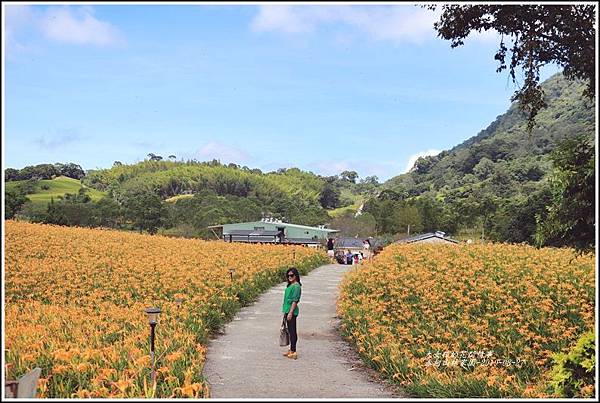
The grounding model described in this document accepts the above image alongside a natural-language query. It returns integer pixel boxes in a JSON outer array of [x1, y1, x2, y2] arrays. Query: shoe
[[282, 350, 292, 357], [285, 351, 298, 360]]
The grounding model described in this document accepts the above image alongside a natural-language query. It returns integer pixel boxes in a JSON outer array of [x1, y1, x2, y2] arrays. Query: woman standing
[[282, 267, 302, 359]]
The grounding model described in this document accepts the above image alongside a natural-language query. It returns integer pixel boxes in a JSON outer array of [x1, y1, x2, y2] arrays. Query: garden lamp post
[[228, 268, 235, 282], [144, 307, 161, 383]]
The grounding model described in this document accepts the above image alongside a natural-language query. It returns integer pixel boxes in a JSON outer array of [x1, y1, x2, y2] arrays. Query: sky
[[3, 3, 561, 181]]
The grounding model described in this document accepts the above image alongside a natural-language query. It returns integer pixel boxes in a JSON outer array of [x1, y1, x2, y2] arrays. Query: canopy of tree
[[5, 162, 85, 181]]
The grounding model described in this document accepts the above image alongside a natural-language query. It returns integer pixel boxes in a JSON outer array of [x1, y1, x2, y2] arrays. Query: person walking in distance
[[282, 267, 302, 359], [326, 238, 335, 259]]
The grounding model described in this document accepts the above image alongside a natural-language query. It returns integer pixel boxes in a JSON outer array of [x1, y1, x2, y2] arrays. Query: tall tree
[[535, 134, 595, 252], [122, 191, 166, 234], [431, 4, 595, 131]]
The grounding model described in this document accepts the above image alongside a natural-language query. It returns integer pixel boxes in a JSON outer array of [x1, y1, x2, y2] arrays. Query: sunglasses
[[287, 274, 295, 278]]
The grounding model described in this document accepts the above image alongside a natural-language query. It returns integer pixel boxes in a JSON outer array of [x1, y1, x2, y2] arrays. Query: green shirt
[[282, 282, 301, 316]]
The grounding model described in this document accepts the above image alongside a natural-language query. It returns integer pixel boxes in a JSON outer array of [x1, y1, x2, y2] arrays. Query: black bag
[[279, 315, 290, 346]]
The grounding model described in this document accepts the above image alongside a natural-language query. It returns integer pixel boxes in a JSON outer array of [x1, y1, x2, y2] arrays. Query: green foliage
[[319, 182, 341, 209], [535, 134, 595, 252], [121, 190, 167, 234], [5, 176, 105, 207], [340, 170, 359, 183], [548, 331, 595, 397], [5, 187, 29, 219], [5, 162, 84, 181]]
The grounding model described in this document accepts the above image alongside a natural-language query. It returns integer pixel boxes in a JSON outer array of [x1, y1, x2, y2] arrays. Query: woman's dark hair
[[286, 267, 302, 287]]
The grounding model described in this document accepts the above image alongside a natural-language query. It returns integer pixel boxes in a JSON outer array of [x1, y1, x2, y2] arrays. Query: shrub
[[548, 331, 595, 397]]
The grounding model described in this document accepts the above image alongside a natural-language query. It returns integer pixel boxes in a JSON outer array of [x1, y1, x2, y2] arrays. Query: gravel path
[[202, 263, 403, 398]]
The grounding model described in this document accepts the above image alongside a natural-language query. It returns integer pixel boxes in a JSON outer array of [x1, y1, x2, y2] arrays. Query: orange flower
[[5, 220, 328, 398]]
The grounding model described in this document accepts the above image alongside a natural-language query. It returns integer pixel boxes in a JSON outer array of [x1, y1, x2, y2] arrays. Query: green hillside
[[83, 162, 325, 205], [386, 73, 594, 195], [369, 72, 595, 243], [6, 176, 106, 206]]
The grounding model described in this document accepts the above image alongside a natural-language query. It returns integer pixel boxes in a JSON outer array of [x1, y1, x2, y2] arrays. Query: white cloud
[[34, 128, 86, 150], [5, 5, 35, 55], [197, 141, 250, 164], [251, 5, 440, 44], [251, 5, 507, 46], [404, 149, 441, 173], [38, 6, 121, 46], [4, 5, 122, 54]]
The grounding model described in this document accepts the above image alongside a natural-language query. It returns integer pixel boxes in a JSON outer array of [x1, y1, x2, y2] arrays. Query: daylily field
[[337, 242, 595, 397], [4, 220, 327, 398]]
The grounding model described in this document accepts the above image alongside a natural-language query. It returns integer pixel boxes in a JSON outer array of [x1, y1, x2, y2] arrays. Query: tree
[[472, 157, 496, 180], [147, 153, 163, 161], [55, 162, 85, 179], [318, 182, 341, 209], [122, 191, 166, 234], [92, 197, 123, 228], [431, 4, 595, 131], [5, 188, 29, 219], [392, 204, 423, 236], [340, 170, 358, 183], [5, 168, 19, 182], [535, 134, 595, 252]]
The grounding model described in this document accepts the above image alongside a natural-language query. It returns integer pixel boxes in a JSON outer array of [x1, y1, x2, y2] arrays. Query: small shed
[[396, 231, 459, 245]]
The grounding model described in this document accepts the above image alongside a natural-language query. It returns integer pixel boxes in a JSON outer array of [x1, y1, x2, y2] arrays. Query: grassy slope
[[6, 176, 106, 205], [328, 190, 364, 218]]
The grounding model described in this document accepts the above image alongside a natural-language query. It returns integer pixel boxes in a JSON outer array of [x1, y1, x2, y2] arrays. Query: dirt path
[[202, 263, 403, 398]]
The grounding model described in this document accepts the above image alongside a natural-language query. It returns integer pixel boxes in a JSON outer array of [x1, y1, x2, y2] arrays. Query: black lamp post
[[144, 307, 161, 383], [228, 268, 235, 282]]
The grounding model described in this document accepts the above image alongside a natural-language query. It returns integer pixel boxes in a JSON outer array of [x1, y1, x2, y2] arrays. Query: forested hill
[[385, 72, 594, 196], [77, 160, 373, 231], [358, 72, 594, 244]]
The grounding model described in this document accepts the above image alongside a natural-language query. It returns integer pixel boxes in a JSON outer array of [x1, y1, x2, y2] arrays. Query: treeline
[[5, 162, 85, 181]]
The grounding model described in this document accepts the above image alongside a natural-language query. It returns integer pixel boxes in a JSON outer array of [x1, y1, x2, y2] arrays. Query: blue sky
[[3, 3, 560, 181]]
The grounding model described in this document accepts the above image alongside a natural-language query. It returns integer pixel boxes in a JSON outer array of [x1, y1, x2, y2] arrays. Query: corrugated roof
[[209, 221, 338, 232], [224, 229, 280, 236], [397, 232, 459, 244]]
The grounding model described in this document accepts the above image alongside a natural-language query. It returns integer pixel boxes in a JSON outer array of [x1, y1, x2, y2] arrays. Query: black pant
[[286, 314, 298, 352]]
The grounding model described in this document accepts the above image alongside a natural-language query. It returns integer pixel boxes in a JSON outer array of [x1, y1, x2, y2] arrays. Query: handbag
[[279, 315, 290, 346]]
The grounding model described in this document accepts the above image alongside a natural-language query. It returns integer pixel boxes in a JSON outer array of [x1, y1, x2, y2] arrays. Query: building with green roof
[[208, 219, 338, 245]]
